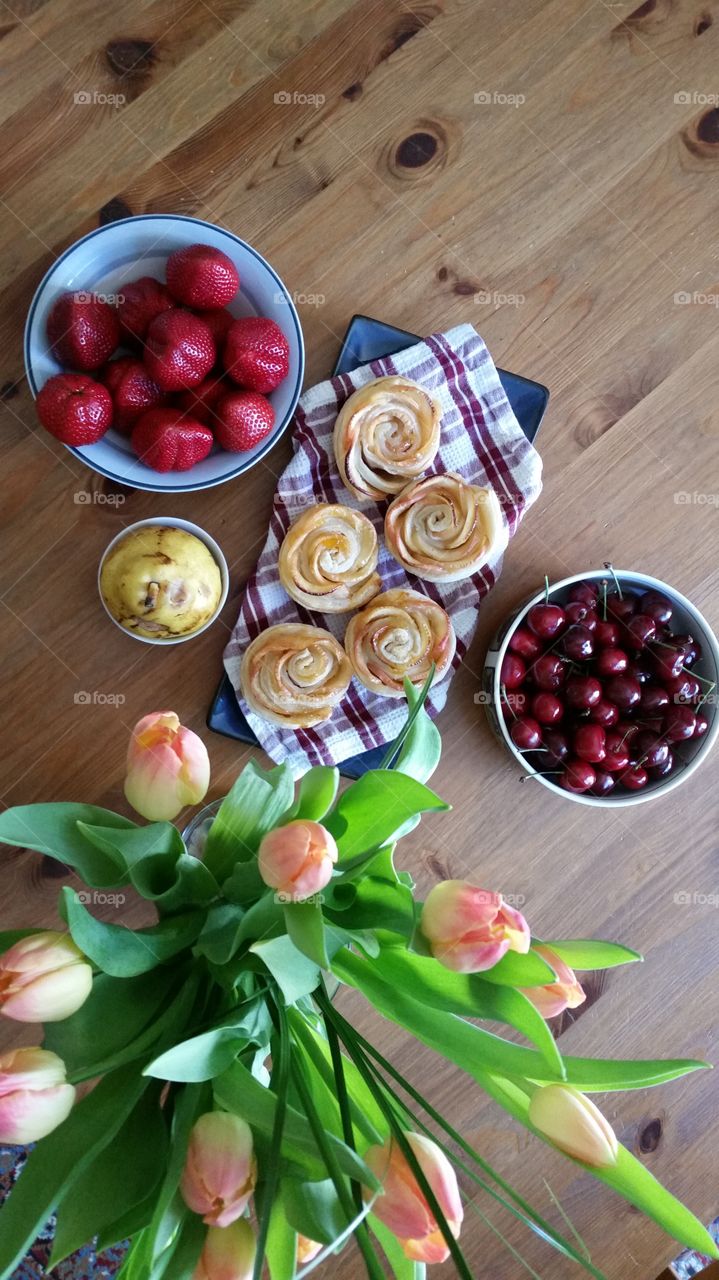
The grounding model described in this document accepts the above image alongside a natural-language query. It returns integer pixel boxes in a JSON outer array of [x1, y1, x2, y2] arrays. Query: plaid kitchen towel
[[223, 323, 543, 776]]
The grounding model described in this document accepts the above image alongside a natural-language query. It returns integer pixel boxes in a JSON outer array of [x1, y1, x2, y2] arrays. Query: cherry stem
[[603, 562, 623, 599], [600, 580, 608, 621], [501, 682, 520, 721], [544, 574, 550, 605], [519, 770, 562, 781]]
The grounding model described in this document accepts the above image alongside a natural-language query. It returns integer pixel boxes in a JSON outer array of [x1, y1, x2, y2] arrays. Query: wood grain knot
[[682, 110, 719, 159], [396, 131, 437, 168], [697, 108, 719, 144], [0, 379, 21, 401], [99, 197, 133, 225], [427, 852, 450, 879], [611, 0, 674, 40], [638, 1116, 663, 1153], [380, 5, 442, 61], [342, 82, 363, 102], [695, 12, 713, 34], [40, 854, 70, 879], [106, 39, 156, 78], [387, 119, 454, 182]]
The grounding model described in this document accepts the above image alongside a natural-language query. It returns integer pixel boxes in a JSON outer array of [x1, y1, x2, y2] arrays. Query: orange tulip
[[522, 945, 586, 1019], [124, 710, 210, 822], [364, 1132, 463, 1263], [0, 1047, 75, 1143], [193, 1219, 255, 1280], [421, 880, 530, 973], [0, 931, 92, 1023], [181, 1112, 256, 1227], [529, 1084, 618, 1167], [258, 820, 337, 903], [296, 1235, 323, 1265]]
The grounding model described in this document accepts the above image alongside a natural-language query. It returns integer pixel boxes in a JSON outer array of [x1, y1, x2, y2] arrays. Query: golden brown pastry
[[278, 504, 380, 613], [345, 589, 456, 698], [384, 473, 508, 583], [333, 375, 442, 502], [99, 525, 222, 639], [240, 623, 352, 728]]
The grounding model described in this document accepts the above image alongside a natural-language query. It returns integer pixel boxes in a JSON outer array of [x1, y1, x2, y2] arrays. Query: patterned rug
[[1, 1144, 717, 1277]]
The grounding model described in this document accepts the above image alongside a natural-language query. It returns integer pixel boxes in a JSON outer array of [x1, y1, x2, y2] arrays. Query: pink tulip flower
[[181, 1111, 256, 1227], [258, 820, 337, 903], [522, 945, 586, 1019], [0, 931, 92, 1024], [364, 1132, 463, 1264], [529, 1084, 619, 1167], [193, 1220, 256, 1280], [0, 1047, 75, 1143], [421, 880, 530, 973], [124, 710, 210, 822], [296, 1235, 323, 1265]]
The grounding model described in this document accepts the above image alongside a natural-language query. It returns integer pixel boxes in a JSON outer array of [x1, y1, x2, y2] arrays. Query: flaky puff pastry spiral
[[240, 623, 352, 728], [333, 375, 442, 502], [384, 473, 508, 583], [345, 589, 456, 698], [278, 504, 380, 613]]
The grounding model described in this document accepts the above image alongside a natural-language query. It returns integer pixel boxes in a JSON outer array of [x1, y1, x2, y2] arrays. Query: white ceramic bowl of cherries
[[484, 569, 719, 806]]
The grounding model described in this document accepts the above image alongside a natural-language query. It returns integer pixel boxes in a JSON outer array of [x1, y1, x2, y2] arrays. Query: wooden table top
[[1, 1, 718, 1277]]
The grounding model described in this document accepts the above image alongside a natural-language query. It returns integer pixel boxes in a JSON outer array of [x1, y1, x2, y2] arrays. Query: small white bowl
[[98, 517, 229, 645], [24, 214, 305, 494], [483, 569, 719, 807]]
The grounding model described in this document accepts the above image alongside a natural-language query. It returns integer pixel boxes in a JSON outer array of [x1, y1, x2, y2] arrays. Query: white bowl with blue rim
[[24, 214, 305, 494]]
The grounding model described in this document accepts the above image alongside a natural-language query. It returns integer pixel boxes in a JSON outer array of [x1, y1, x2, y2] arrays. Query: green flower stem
[[253, 995, 290, 1280], [290, 1049, 385, 1280], [323, 1003, 607, 1280], [319, 978, 363, 1213]]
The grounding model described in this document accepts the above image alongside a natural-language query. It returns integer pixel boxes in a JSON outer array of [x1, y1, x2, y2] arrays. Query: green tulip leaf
[[43, 967, 178, 1077], [62, 886, 204, 977], [144, 997, 271, 1082], [326, 770, 449, 861], [371, 1215, 427, 1279], [250, 934, 321, 1004], [96, 1192, 156, 1253], [284, 898, 329, 969], [464, 947, 557, 988], [536, 939, 643, 971], [561, 1055, 709, 1092], [390, 678, 442, 784], [194, 902, 247, 964], [129, 851, 219, 913], [324, 876, 415, 940], [281, 1176, 345, 1245], [0, 929, 46, 953], [77, 820, 184, 870], [0, 804, 137, 887], [203, 759, 294, 881], [266, 1198, 298, 1280], [287, 766, 340, 822]]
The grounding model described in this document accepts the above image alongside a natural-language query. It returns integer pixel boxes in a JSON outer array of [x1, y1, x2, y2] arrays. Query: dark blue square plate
[[208, 314, 549, 777]]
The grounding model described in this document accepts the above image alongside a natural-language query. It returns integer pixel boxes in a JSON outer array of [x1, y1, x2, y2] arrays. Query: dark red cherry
[[511, 717, 543, 751], [565, 674, 602, 710], [650, 750, 675, 779], [568, 582, 599, 606], [639, 590, 673, 626], [531, 692, 564, 725], [604, 675, 641, 711], [639, 684, 670, 715], [672, 633, 701, 668], [693, 710, 710, 739], [651, 646, 686, 683], [543, 728, 570, 764], [527, 603, 566, 640], [625, 613, 657, 650], [621, 763, 649, 791], [574, 723, 606, 763], [562, 626, 595, 661], [666, 674, 701, 703], [509, 626, 543, 661], [633, 731, 669, 769], [590, 769, 616, 797], [559, 759, 596, 793], [533, 653, 566, 691], [616, 720, 641, 748], [589, 697, 620, 728], [603, 731, 631, 772], [501, 690, 528, 719], [595, 619, 620, 648], [565, 601, 598, 632], [607, 593, 637, 622], [626, 658, 652, 685], [664, 704, 697, 741], [597, 648, 628, 677], [501, 653, 526, 690]]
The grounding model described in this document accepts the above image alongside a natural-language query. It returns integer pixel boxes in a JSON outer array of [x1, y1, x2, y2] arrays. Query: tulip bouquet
[[0, 684, 716, 1280]]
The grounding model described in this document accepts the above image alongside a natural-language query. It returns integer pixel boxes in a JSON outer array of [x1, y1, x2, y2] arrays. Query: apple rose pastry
[[345, 589, 456, 698], [278, 504, 381, 613], [240, 623, 352, 729], [333, 375, 442, 502], [385, 473, 508, 583]]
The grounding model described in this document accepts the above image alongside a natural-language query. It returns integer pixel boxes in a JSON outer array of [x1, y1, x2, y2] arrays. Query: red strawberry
[[215, 391, 275, 452], [175, 375, 231, 429], [36, 373, 112, 445], [202, 307, 235, 349], [131, 408, 213, 472], [143, 309, 215, 391], [223, 316, 289, 393], [116, 276, 174, 343], [166, 244, 239, 310], [102, 357, 165, 434], [46, 292, 120, 370]]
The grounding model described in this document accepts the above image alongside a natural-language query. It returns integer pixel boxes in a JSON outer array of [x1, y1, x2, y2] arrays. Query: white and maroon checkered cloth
[[223, 324, 542, 776]]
